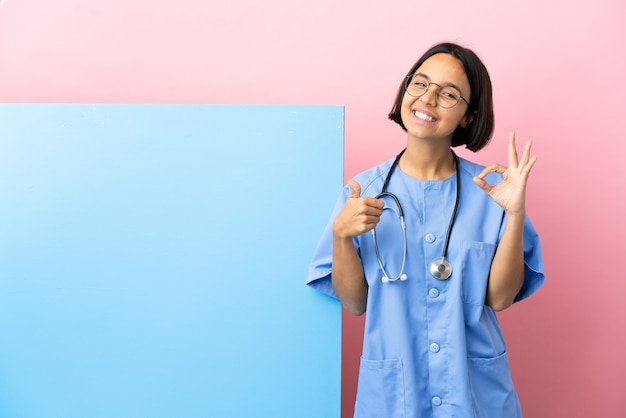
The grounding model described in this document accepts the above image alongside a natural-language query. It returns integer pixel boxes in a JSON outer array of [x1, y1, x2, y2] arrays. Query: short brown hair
[[388, 42, 494, 152]]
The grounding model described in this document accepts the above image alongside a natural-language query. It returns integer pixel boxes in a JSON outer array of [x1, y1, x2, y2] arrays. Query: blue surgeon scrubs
[[307, 156, 545, 418]]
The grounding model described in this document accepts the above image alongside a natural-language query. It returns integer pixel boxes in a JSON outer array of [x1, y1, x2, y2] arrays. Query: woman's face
[[400, 53, 473, 144]]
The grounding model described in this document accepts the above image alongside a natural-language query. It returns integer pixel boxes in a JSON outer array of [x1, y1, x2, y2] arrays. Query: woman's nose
[[419, 86, 438, 106]]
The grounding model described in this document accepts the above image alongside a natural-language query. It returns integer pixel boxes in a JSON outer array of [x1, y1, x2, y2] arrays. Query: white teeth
[[414, 110, 434, 122]]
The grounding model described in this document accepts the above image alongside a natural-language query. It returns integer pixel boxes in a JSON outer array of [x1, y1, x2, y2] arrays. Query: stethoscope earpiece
[[381, 273, 407, 283]]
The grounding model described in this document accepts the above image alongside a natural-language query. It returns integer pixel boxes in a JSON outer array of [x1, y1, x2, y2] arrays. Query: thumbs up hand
[[332, 180, 385, 238]]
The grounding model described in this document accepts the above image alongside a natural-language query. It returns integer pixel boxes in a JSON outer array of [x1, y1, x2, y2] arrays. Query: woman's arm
[[332, 235, 368, 315], [331, 180, 383, 316], [473, 132, 537, 311], [485, 213, 526, 311]]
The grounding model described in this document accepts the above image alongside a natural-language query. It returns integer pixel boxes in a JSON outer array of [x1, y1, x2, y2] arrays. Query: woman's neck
[[398, 141, 456, 180]]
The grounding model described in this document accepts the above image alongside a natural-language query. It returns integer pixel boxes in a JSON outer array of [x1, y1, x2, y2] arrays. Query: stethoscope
[[371, 149, 461, 282]]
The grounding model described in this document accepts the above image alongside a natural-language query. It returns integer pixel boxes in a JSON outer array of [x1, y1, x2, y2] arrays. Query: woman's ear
[[460, 111, 478, 128]]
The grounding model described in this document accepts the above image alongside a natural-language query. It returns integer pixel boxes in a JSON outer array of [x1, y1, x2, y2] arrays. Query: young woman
[[307, 42, 545, 417]]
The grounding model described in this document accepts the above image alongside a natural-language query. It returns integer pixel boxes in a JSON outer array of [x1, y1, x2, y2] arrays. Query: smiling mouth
[[413, 110, 435, 122]]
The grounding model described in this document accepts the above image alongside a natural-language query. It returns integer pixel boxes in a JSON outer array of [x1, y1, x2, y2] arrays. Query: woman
[[307, 42, 545, 417]]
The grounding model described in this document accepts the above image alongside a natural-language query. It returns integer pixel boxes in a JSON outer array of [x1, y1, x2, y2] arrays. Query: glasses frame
[[404, 74, 469, 109]]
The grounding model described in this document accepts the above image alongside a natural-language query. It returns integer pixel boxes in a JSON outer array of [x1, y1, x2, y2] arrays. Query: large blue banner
[[0, 104, 343, 418]]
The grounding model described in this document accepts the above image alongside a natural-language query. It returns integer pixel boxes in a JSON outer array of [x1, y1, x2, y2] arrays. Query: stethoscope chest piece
[[430, 257, 452, 280]]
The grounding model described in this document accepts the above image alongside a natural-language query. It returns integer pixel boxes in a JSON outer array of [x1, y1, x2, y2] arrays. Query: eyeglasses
[[405, 74, 469, 109]]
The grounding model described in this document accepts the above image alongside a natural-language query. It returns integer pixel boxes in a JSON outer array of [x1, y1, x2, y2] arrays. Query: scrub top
[[307, 155, 545, 418]]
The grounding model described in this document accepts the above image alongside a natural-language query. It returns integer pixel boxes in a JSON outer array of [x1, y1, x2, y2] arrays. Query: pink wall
[[2, 1, 625, 417]]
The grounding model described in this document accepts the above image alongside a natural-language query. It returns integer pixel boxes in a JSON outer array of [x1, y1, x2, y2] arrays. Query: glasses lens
[[438, 86, 462, 108], [405, 74, 463, 108], [406, 74, 429, 98]]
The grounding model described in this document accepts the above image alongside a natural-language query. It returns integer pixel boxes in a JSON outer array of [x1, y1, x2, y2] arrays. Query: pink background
[[1, 1, 625, 417]]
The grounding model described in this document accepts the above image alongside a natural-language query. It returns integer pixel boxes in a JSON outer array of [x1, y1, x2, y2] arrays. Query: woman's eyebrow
[[415, 72, 464, 92]]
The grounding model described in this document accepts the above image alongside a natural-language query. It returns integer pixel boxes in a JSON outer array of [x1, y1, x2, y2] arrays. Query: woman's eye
[[441, 90, 459, 100]]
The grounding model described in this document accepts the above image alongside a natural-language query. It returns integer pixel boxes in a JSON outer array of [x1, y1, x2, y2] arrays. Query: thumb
[[347, 179, 362, 198]]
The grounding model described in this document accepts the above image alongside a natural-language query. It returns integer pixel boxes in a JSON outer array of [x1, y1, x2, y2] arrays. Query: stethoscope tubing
[[372, 149, 460, 282], [372, 192, 407, 282]]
